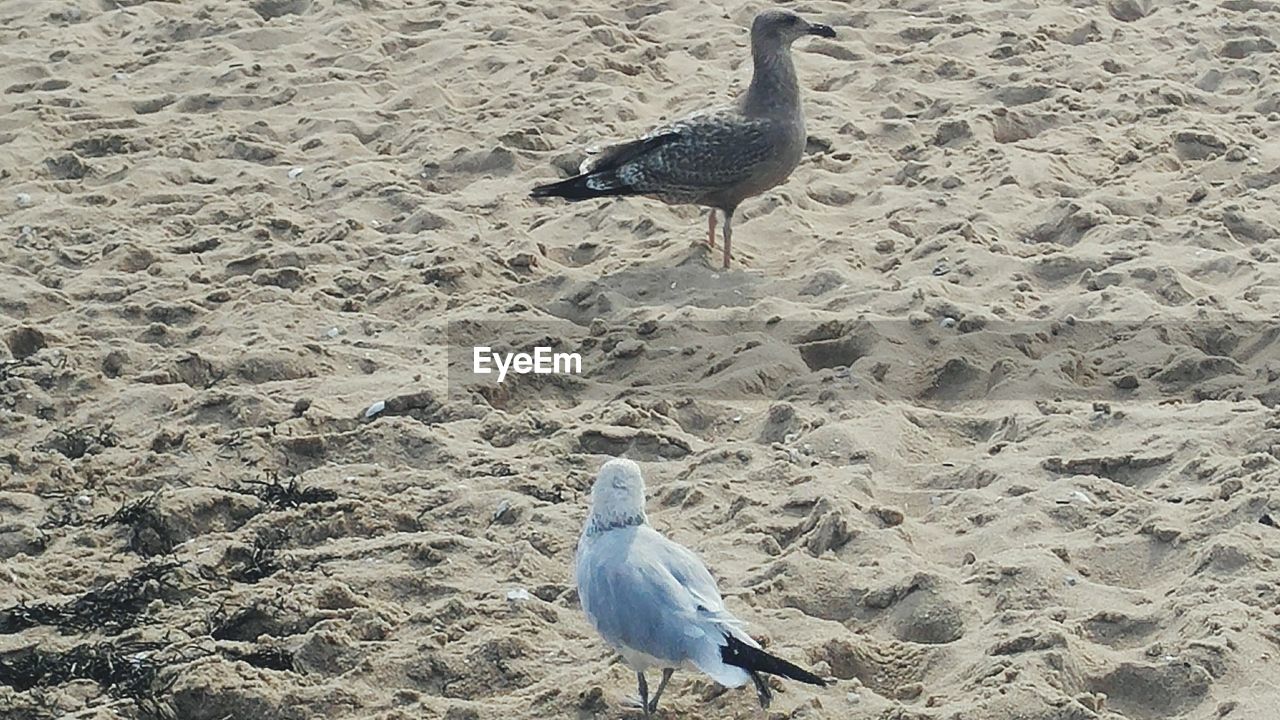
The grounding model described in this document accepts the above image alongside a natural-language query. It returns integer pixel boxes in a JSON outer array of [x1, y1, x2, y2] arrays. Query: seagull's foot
[[623, 695, 663, 714], [621, 696, 652, 718], [622, 695, 650, 711]]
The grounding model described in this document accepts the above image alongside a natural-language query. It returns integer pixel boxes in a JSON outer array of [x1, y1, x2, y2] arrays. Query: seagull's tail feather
[[720, 633, 828, 687], [529, 171, 633, 202]]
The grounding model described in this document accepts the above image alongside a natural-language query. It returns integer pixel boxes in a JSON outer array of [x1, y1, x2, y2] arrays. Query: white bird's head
[[752, 8, 837, 46], [586, 458, 649, 535]]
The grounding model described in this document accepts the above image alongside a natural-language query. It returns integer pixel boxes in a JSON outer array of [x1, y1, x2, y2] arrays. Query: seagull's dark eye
[[787, 15, 799, 25]]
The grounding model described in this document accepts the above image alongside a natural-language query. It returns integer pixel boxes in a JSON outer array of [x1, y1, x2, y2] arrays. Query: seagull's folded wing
[[580, 131, 680, 174], [582, 110, 778, 198], [577, 526, 753, 687]]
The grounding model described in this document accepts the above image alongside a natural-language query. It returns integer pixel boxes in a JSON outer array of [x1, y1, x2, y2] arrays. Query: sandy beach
[[2, 0, 1279, 718]]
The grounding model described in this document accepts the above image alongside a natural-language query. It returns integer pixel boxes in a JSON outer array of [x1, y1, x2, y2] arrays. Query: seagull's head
[[589, 458, 648, 522], [752, 8, 837, 45]]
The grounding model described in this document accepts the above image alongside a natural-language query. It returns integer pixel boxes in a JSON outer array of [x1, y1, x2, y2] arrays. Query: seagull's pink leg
[[706, 209, 717, 249]]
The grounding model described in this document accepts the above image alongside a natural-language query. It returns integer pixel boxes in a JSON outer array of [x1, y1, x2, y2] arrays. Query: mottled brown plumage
[[531, 9, 835, 268]]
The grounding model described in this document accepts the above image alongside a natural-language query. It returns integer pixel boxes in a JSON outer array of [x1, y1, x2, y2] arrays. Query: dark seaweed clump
[[37, 423, 119, 460], [96, 492, 178, 556], [0, 562, 180, 635], [0, 639, 169, 697], [228, 531, 287, 584], [240, 474, 337, 509]]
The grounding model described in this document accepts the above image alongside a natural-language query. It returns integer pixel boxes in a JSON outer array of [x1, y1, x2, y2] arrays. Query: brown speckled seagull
[[530, 9, 835, 269]]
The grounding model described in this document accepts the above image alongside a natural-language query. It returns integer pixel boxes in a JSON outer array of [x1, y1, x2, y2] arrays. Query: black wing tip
[[720, 633, 828, 687], [786, 666, 830, 687], [529, 172, 635, 202], [529, 175, 586, 201]]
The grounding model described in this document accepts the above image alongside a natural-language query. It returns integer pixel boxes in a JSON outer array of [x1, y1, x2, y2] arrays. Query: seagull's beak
[[807, 23, 836, 39]]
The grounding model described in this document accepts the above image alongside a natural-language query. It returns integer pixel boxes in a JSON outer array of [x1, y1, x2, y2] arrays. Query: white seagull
[[574, 458, 828, 716]]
